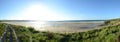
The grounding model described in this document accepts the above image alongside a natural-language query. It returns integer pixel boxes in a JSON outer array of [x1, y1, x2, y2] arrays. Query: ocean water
[[1, 20, 105, 33]]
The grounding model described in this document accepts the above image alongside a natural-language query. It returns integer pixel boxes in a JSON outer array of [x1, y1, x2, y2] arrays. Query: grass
[[0, 18, 120, 42]]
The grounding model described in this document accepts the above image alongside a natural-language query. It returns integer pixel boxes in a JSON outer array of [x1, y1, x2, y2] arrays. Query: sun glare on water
[[29, 21, 47, 31]]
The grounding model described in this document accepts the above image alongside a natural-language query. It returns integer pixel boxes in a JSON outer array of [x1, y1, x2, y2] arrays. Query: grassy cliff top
[[0, 18, 120, 42]]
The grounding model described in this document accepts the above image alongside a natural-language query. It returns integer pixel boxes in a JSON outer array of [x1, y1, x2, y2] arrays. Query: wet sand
[[41, 22, 104, 33]]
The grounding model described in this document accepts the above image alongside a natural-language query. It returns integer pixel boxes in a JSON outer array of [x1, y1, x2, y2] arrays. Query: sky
[[0, 0, 120, 21]]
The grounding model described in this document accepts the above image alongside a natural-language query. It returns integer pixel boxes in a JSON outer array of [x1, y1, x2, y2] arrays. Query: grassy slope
[[0, 18, 120, 42]]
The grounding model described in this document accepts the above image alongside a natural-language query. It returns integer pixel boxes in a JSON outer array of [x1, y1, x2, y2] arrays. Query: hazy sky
[[0, 0, 120, 21]]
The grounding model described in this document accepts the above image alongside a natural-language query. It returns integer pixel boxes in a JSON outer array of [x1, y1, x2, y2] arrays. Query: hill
[[0, 18, 120, 42]]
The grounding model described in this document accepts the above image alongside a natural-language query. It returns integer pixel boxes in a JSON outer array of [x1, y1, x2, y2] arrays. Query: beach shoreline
[[1, 21, 104, 33]]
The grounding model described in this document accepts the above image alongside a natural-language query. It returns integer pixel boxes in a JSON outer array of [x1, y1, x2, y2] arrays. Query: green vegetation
[[0, 18, 120, 42]]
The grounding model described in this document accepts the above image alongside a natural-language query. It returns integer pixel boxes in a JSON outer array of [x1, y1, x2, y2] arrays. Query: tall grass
[[0, 18, 120, 42]]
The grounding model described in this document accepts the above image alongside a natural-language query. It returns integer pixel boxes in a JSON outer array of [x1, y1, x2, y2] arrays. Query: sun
[[13, 4, 70, 30], [14, 4, 69, 21]]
